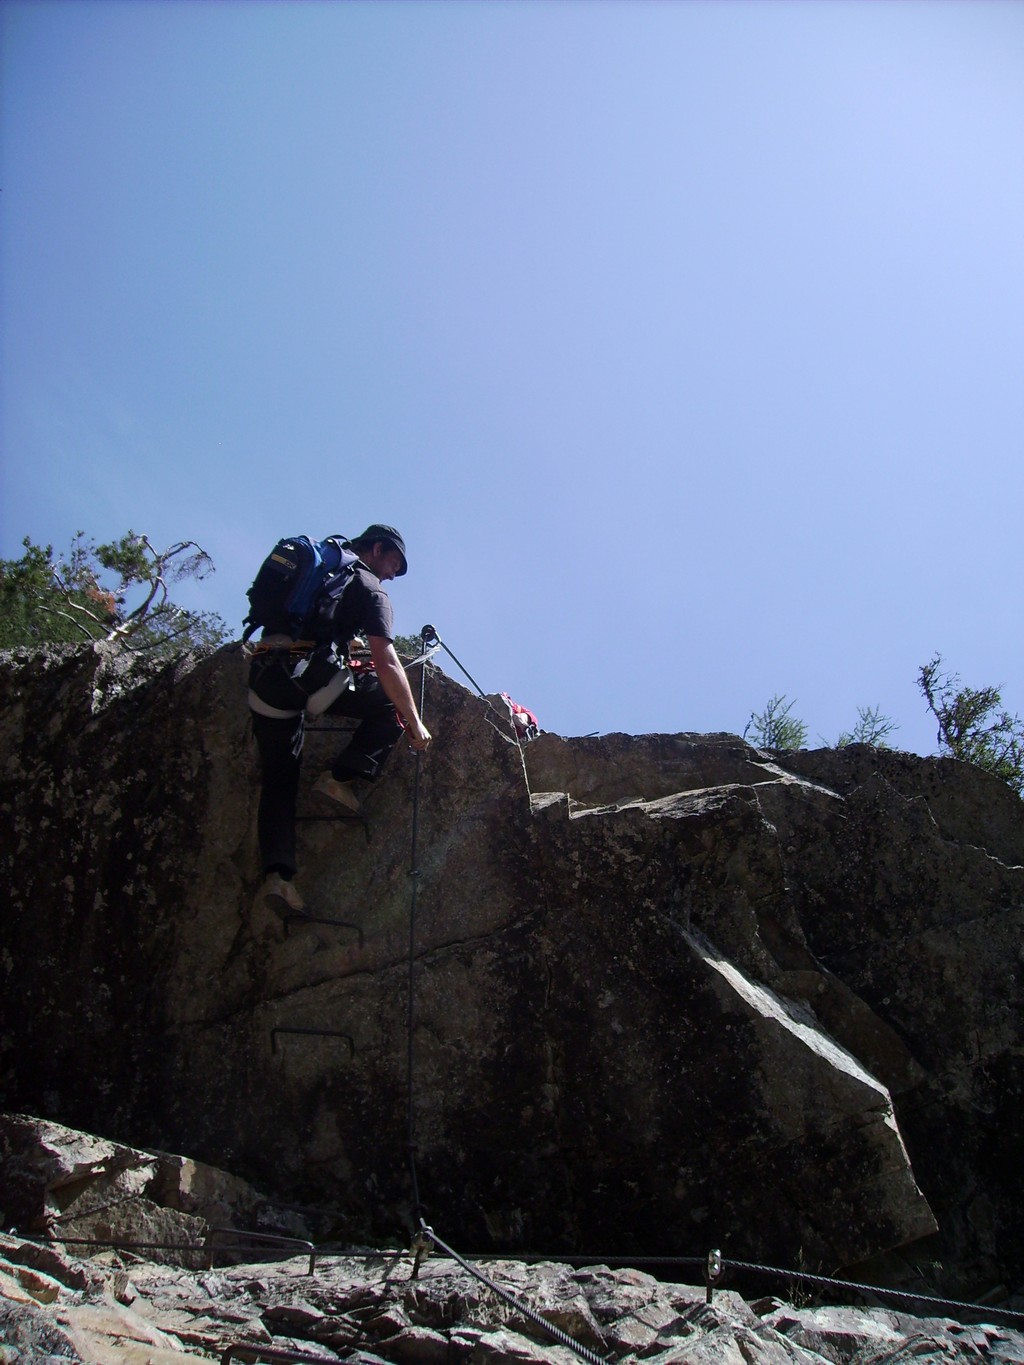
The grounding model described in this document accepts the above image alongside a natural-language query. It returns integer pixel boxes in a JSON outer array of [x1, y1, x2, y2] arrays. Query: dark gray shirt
[[332, 562, 394, 645]]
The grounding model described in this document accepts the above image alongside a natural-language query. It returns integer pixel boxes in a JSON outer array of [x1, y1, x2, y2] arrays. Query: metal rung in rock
[[270, 1026, 355, 1058], [296, 809, 371, 844], [283, 913, 364, 945]]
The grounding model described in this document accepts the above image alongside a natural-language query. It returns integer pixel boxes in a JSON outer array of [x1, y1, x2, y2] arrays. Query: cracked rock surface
[[1, 644, 1022, 1300], [2, 1221, 1023, 1365]]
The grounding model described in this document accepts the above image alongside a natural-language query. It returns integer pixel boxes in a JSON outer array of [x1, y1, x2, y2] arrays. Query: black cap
[[354, 524, 408, 575]]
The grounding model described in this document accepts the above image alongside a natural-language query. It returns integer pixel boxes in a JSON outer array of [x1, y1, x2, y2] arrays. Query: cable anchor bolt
[[704, 1248, 723, 1304], [410, 1227, 433, 1280]]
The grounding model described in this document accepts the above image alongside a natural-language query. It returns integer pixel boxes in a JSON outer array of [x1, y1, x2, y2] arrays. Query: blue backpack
[[242, 535, 359, 643]]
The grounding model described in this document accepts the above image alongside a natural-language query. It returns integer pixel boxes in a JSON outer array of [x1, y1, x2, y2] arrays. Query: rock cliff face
[[1, 644, 1021, 1300]]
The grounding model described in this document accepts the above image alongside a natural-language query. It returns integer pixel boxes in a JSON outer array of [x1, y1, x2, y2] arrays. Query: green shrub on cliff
[[835, 704, 899, 749], [745, 663, 1022, 797], [744, 694, 808, 750], [918, 654, 1024, 796], [0, 531, 228, 658]]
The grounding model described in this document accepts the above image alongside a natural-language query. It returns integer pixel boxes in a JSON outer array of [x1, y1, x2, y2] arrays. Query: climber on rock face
[[245, 524, 431, 916]]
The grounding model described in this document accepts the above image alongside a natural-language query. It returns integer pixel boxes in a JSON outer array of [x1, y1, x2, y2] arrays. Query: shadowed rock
[[1, 643, 1021, 1299]]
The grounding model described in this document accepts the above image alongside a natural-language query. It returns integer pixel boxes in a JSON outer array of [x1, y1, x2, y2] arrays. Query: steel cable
[[723, 1258, 1024, 1327], [403, 625, 436, 1221], [17, 1233, 1023, 1331], [418, 1222, 610, 1364], [398, 629, 607, 1362], [424, 627, 533, 798]]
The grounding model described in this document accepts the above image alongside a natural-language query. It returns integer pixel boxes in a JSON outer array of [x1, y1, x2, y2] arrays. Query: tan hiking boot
[[313, 771, 362, 812], [262, 871, 305, 915]]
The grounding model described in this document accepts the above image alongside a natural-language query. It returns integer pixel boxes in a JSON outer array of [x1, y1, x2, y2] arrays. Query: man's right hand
[[368, 636, 434, 753], [406, 719, 432, 751]]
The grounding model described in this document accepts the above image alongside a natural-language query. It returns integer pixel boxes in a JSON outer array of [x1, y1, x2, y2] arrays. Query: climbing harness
[[247, 638, 355, 719]]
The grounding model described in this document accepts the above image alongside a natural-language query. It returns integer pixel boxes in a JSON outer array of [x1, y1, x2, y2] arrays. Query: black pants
[[250, 655, 403, 878]]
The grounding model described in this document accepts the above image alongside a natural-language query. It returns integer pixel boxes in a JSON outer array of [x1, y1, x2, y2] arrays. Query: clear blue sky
[[2, 0, 1021, 754]]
